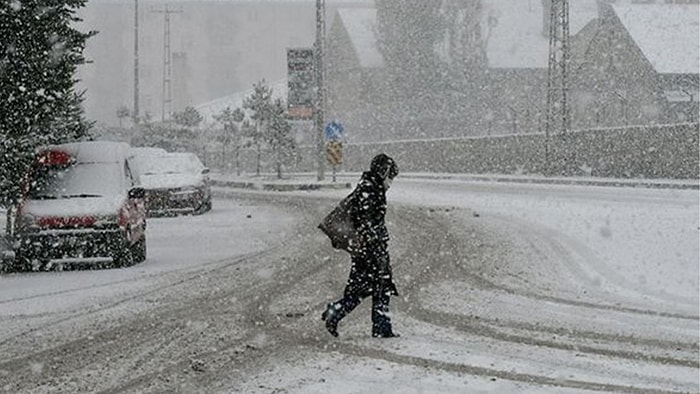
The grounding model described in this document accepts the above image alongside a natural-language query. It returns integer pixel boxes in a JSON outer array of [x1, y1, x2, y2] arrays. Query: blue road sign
[[324, 120, 345, 141]]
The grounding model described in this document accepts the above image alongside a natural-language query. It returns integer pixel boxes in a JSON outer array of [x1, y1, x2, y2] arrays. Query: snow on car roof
[[139, 152, 205, 174], [41, 141, 131, 164], [131, 147, 168, 157]]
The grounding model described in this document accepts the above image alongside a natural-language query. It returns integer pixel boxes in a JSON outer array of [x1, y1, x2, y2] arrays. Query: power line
[[314, 0, 326, 181], [133, 0, 139, 124], [152, 4, 183, 122], [545, 0, 571, 174]]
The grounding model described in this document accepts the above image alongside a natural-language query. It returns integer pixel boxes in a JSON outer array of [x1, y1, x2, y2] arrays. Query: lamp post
[[133, 0, 139, 124], [314, 0, 326, 181], [544, 0, 571, 175]]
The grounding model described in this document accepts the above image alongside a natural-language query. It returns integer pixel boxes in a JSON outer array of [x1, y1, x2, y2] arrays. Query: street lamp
[[315, 0, 326, 181], [133, 0, 139, 124]]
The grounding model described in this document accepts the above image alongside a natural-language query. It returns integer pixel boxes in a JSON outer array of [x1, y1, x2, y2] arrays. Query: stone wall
[[220, 123, 699, 180]]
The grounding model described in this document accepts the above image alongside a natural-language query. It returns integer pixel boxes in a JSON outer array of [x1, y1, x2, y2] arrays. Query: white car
[[136, 152, 212, 216]]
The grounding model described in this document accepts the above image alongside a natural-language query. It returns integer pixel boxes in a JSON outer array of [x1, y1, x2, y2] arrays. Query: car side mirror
[[129, 187, 145, 199], [202, 168, 210, 175]]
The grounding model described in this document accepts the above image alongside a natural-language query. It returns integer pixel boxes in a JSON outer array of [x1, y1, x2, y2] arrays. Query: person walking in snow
[[322, 153, 400, 338]]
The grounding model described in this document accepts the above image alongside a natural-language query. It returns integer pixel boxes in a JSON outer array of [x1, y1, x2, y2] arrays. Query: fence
[[208, 122, 699, 180]]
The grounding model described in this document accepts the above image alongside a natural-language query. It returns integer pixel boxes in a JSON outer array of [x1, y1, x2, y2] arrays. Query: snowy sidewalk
[[211, 171, 698, 191]]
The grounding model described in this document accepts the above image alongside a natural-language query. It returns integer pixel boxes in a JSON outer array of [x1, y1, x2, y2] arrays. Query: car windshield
[[141, 155, 203, 176], [27, 162, 124, 200]]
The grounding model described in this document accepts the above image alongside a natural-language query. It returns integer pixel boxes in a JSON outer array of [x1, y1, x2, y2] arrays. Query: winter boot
[[371, 290, 398, 338], [321, 303, 341, 337]]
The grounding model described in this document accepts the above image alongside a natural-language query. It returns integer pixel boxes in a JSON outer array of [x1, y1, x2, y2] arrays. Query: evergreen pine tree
[[213, 107, 245, 175], [266, 98, 295, 179], [243, 80, 273, 176], [0, 0, 95, 207]]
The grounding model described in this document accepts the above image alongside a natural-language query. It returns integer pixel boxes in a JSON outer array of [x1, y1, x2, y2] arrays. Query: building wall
[[325, 14, 391, 142], [481, 68, 548, 135], [215, 122, 699, 180], [325, 15, 362, 121]]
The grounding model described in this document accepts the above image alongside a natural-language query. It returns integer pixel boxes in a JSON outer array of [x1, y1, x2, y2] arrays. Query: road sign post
[[324, 120, 345, 183], [326, 141, 343, 182]]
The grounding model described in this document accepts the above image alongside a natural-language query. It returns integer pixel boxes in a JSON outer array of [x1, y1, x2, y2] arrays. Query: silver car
[[136, 152, 212, 216]]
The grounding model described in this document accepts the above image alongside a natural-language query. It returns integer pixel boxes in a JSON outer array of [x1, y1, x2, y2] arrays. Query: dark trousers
[[329, 249, 393, 334]]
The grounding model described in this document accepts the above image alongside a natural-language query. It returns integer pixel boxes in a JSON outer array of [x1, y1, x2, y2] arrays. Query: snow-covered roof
[[612, 4, 699, 75], [43, 141, 131, 164], [481, 0, 598, 69], [194, 79, 288, 126], [335, 8, 384, 68]]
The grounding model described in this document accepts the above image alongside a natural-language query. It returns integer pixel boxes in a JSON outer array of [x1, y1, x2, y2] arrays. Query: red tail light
[[118, 206, 129, 227], [37, 150, 74, 166]]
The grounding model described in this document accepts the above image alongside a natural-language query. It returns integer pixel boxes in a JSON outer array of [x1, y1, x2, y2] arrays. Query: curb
[[211, 179, 352, 191]]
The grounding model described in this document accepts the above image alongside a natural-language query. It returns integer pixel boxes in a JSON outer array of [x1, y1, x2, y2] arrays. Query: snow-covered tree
[[0, 0, 94, 208], [213, 106, 245, 175], [116, 106, 131, 128], [132, 120, 197, 153], [266, 98, 295, 179], [243, 80, 273, 176], [173, 106, 203, 128], [242, 80, 295, 178]]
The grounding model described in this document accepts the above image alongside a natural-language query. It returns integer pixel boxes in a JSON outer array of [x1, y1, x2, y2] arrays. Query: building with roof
[[325, 8, 391, 141], [570, 1, 699, 127], [324, 0, 698, 140], [477, 0, 601, 135], [324, 1, 601, 139]]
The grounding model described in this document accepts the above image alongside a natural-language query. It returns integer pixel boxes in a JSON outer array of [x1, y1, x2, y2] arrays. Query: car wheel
[[1, 253, 18, 273], [196, 198, 212, 215], [131, 234, 147, 263], [112, 233, 134, 268], [11, 248, 33, 272]]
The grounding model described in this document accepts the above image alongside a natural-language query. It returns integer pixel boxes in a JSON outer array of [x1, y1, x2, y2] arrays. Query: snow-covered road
[[0, 178, 697, 393]]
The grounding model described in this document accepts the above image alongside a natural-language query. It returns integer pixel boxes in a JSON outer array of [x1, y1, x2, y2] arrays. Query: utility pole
[[314, 0, 326, 181], [133, 0, 139, 124], [152, 5, 182, 123], [544, 0, 571, 174]]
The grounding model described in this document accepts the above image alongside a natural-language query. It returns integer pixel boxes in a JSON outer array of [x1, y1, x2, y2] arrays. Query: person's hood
[[361, 171, 387, 191]]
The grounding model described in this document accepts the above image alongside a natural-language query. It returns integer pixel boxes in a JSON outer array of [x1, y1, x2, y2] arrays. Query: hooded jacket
[[350, 170, 389, 249]]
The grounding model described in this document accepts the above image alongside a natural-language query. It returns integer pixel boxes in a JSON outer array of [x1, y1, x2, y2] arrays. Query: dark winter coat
[[345, 171, 398, 297]]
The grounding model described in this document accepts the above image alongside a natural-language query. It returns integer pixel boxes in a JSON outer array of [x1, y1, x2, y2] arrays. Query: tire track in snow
[[391, 207, 698, 365], [0, 191, 695, 393]]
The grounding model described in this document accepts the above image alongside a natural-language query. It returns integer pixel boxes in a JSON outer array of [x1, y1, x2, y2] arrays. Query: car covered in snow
[[135, 152, 212, 216], [7, 141, 147, 271], [129, 146, 168, 175]]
